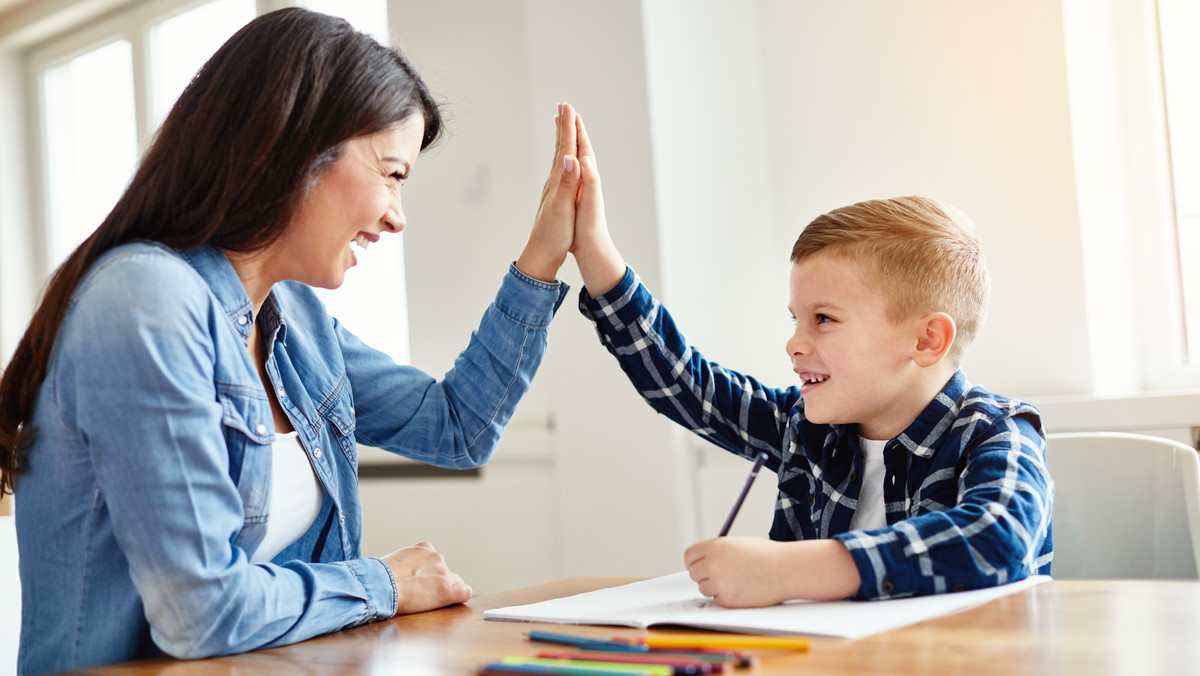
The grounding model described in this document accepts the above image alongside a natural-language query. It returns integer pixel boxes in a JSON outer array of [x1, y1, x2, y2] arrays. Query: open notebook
[[484, 571, 1050, 640]]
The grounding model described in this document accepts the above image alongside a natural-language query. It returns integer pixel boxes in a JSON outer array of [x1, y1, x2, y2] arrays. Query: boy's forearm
[[574, 232, 625, 298], [778, 539, 862, 601], [686, 537, 862, 606]]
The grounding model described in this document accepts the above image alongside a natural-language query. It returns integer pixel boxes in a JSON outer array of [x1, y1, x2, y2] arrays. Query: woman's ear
[[913, 312, 956, 367]]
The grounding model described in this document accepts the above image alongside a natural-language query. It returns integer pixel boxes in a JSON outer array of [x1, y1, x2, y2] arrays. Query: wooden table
[[72, 576, 1200, 675]]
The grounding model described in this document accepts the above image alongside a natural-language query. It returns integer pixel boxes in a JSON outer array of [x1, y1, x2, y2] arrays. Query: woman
[[0, 8, 587, 674]]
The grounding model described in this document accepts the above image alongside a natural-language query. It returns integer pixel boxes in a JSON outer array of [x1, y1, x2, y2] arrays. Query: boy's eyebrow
[[792, 300, 841, 314]]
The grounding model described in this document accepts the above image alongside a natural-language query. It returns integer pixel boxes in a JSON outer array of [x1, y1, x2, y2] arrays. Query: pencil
[[717, 452, 769, 536], [640, 633, 810, 652]]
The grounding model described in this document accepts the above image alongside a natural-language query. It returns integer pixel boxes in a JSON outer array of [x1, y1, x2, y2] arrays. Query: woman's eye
[[390, 172, 406, 184], [816, 314, 834, 324]]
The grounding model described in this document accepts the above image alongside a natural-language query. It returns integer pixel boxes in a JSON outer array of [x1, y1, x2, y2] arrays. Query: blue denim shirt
[[15, 242, 567, 675]]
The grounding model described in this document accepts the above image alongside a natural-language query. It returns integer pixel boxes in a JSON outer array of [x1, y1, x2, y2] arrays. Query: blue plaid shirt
[[579, 267, 1053, 600]]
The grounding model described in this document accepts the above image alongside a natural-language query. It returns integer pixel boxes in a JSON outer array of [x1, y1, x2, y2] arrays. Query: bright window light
[[149, 0, 255, 128], [300, 0, 411, 366], [42, 40, 138, 268], [1159, 0, 1200, 362]]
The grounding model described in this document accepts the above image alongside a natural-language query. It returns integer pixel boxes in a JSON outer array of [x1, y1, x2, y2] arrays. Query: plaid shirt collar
[[891, 370, 968, 458]]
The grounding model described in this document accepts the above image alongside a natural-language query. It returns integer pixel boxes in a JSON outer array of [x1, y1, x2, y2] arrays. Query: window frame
[[1062, 0, 1200, 394], [24, 0, 266, 279], [18, 0, 411, 364]]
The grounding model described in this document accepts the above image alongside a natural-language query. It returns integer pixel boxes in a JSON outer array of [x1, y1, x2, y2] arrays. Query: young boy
[[566, 116, 1053, 606]]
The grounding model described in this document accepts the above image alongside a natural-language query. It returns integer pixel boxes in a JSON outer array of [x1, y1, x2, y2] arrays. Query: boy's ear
[[913, 312, 956, 367]]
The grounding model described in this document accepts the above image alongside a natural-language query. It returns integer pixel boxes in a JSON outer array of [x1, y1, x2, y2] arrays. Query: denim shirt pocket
[[216, 384, 274, 552], [317, 375, 357, 471]]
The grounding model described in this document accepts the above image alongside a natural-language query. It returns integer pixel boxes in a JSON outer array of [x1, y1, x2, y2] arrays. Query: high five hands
[[517, 103, 624, 295]]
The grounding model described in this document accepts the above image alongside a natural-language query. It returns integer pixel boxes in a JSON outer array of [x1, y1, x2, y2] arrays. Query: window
[[1062, 0, 1200, 393], [30, 0, 255, 271], [27, 0, 409, 365], [148, 0, 256, 129], [40, 39, 137, 266], [1158, 0, 1200, 363], [297, 0, 412, 365]]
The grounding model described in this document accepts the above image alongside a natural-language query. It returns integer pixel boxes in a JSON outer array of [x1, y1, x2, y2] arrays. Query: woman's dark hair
[[0, 7, 443, 495]]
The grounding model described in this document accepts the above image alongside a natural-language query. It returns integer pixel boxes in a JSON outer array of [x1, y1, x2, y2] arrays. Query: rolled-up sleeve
[[834, 412, 1052, 599]]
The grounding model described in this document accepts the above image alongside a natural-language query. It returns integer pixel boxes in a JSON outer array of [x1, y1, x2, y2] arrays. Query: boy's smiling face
[[786, 253, 934, 440]]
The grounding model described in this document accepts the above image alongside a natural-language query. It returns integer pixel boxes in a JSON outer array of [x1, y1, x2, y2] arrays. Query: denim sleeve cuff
[[362, 557, 398, 621], [495, 263, 570, 327]]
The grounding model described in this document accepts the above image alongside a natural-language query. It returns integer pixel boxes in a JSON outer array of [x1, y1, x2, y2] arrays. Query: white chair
[[1046, 431, 1200, 579]]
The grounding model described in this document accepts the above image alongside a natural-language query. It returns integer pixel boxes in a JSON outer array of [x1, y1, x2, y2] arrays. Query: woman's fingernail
[[582, 156, 593, 171], [564, 156, 574, 173]]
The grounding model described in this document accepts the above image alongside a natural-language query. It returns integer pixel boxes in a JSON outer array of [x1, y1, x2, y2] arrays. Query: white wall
[[1, 0, 1192, 596], [754, 2, 1091, 397], [365, 0, 1103, 593], [0, 50, 33, 365], [365, 0, 695, 592]]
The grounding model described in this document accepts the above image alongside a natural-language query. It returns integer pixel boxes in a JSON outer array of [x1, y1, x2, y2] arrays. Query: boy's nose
[[786, 332, 813, 358]]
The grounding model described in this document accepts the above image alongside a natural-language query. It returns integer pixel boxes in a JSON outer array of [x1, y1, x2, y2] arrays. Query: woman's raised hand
[[515, 102, 582, 283]]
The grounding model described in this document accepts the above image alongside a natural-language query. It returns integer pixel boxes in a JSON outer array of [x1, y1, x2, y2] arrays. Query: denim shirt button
[[339, 513, 345, 524], [313, 447, 322, 459], [255, 424, 267, 435], [237, 315, 248, 326], [276, 387, 285, 398]]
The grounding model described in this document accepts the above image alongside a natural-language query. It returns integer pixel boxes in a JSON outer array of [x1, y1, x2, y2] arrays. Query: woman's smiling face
[[271, 114, 425, 290]]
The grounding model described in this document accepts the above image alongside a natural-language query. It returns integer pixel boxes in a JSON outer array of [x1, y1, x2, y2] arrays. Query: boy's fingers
[[576, 114, 596, 167]]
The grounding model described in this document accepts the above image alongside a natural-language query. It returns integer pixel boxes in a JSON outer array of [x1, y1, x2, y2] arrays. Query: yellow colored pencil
[[641, 633, 810, 652]]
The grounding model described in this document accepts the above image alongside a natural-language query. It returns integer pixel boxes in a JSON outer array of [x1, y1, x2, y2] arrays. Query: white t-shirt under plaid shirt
[[578, 267, 1054, 600]]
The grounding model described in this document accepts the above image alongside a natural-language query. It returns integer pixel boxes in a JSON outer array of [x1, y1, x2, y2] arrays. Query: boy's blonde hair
[[790, 196, 989, 366]]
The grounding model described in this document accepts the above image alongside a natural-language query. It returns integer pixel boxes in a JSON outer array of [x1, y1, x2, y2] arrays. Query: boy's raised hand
[[570, 112, 626, 297], [684, 537, 862, 607]]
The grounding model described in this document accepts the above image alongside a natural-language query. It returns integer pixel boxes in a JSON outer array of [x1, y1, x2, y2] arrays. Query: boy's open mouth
[[797, 372, 829, 393]]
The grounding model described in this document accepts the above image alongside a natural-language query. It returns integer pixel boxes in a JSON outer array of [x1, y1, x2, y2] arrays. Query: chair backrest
[[1046, 431, 1200, 579]]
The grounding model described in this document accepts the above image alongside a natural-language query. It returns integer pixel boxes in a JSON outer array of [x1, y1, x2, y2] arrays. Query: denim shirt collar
[[178, 245, 256, 342], [177, 245, 287, 346]]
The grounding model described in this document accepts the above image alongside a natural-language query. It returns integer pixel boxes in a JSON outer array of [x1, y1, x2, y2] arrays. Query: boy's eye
[[816, 314, 834, 324]]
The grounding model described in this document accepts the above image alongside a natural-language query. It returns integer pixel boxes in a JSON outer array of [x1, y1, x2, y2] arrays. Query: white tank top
[[250, 431, 322, 564], [848, 437, 889, 531]]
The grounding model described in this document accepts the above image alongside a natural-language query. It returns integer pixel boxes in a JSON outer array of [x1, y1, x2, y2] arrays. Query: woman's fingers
[[538, 103, 580, 209], [383, 542, 474, 615], [517, 103, 582, 282]]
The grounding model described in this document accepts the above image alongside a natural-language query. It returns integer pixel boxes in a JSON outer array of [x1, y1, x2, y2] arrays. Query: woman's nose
[[383, 201, 406, 233]]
